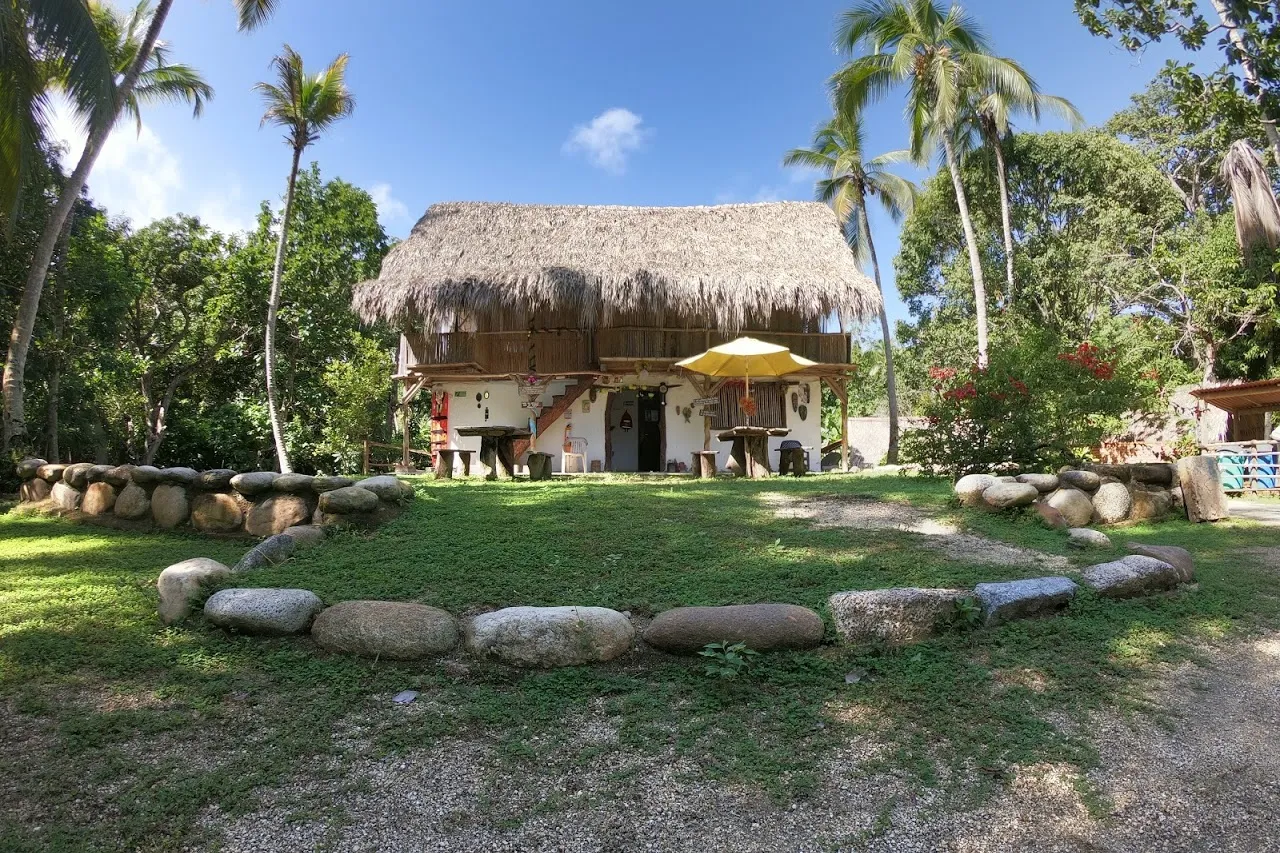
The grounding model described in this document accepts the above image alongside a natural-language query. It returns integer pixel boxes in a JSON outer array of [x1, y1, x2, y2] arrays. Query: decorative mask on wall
[[619, 410, 633, 431], [802, 384, 811, 404], [797, 403, 808, 421]]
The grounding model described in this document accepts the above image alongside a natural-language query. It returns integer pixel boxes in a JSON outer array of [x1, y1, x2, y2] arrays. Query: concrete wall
[[436, 374, 824, 474]]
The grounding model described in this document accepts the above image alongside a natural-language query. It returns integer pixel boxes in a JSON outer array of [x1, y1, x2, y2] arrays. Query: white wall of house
[[434, 374, 823, 474]]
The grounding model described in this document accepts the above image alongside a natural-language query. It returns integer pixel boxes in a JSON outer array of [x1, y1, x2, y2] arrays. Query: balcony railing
[[400, 328, 849, 375]]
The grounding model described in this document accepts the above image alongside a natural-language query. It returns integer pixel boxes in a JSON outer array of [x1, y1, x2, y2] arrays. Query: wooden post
[[400, 402, 412, 471], [362, 438, 371, 476], [823, 376, 850, 473]]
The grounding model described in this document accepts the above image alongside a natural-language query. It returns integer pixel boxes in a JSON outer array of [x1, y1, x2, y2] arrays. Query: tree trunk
[[266, 145, 304, 473], [43, 219, 74, 462], [856, 199, 899, 464], [2, 0, 175, 454], [992, 137, 1016, 306], [943, 135, 991, 367], [1210, 0, 1280, 164], [1201, 339, 1218, 384]]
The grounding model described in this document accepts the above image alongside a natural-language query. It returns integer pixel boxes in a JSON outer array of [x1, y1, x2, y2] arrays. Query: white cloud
[[196, 181, 252, 236], [369, 182, 410, 225], [563, 107, 651, 174]]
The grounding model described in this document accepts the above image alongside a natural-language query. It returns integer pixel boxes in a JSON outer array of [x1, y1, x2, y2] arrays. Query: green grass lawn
[[2, 475, 1278, 851]]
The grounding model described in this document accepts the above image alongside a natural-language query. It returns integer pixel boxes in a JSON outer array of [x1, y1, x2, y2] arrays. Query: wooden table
[[455, 426, 532, 480], [717, 426, 790, 479]]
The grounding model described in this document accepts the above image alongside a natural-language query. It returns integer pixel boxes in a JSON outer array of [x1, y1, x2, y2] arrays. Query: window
[[711, 381, 787, 429]]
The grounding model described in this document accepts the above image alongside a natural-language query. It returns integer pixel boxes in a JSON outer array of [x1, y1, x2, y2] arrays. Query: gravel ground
[[195, 633, 1280, 853], [764, 492, 1071, 571]]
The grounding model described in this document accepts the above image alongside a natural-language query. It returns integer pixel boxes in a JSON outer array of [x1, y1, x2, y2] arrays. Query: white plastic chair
[[562, 437, 588, 474]]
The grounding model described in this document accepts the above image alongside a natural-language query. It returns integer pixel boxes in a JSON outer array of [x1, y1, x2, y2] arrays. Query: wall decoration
[[791, 391, 799, 412], [589, 387, 599, 403], [802, 384, 811, 404], [454, 389, 467, 398], [619, 410, 633, 431], [581, 400, 591, 413], [798, 403, 808, 421], [682, 406, 692, 423]]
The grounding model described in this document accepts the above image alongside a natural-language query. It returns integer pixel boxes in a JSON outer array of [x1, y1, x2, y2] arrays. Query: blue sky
[[55, 0, 1196, 327]]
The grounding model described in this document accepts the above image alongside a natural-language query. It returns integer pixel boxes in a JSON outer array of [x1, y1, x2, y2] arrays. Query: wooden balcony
[[399, 328, 850, 377]]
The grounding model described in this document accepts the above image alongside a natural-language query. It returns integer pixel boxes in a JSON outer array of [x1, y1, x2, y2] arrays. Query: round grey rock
[[230, 471, 278, 496], [130, 465, 163, 485], [86, 464, 112, 483], [281, 525, 326, 549], [356, 475, 413, 502], [1126, 543, 1195, 583], [158, 557, 231, 625], [643, 604, 823, 653], [1059, 470, 1102, 492], [974, 577, 1078, 626], [1130, 488, 1172, 521], [1081, 555, 1181, 599], [1067, 527, 1112, 549], [103, 465, 136, 487], [244, 494, 312, 537], [151, 483, 190, 528], [51, 481, 82, 511], [204, 588, 323, 635], [312, 601, 459, 660], [161, 467, 199, 486], [62, 463, 94, 488], [20, 478, 51, 502], [273, 473, 316, 493], [114, 482, 151, 520], [829, 587, 967, 646], [311, 475, 356, 492], [982, 482, 1039, 509], [81, 482, 117, 516], [1047, 488, 1095, 528], [195, 469, 238, 490], [36, 463, 67, 482], [1016, 473, 1059, 493], [465, 606, 634, 668], [1092, 481, 1133, 524], [16, 457, 46, 479], [318, 486, 379, 514], [954, 474, 997, 507], [191, 492, 244, 533]]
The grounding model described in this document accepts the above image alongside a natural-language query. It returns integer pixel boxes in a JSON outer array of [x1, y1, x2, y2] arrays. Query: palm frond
[[132, 63, 213, 118], [235, 0, 278, 31], [1222, 140, 1280, 253], [257, 45, 355, 151]]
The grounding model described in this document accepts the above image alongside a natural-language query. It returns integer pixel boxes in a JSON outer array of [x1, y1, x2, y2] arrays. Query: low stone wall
[[14, 458, 413, 537]]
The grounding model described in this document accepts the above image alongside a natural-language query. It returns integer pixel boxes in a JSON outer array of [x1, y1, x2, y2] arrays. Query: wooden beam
[[822, 376, 849, 473]]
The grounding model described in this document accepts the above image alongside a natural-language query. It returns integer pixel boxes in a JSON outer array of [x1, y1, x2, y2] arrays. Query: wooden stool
[[778, 446, 808, 477], [692, 450, 718, 479], [434, 449, 476, 479], [455, 450, 474, 477], [527, 452, 553, 481]]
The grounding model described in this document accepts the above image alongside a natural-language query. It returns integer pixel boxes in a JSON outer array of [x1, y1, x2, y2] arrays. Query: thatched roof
[[352, 201, 880, 329]]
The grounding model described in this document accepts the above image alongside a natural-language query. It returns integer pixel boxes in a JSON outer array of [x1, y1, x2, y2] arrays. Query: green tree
[[255, 45, 355, 473], [3, 0, 275, 456], [832, 0, 1038, 367], [784, 109, 916, 462]]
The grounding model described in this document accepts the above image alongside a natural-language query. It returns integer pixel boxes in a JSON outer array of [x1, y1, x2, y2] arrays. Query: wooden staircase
[[513, 378, 595, 459]]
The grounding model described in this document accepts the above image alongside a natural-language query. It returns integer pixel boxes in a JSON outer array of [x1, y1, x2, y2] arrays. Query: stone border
[[14, 459, 412, 538]]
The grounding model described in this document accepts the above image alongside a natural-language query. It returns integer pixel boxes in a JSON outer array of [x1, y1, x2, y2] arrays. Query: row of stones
[[16, 458, 411, 535], [163, 544, 1194, 667], [955, 464, 1182, 527], [829, 542, 1195, 646]]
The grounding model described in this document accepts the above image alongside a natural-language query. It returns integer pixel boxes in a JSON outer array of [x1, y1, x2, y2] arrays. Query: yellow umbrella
[[675, 336, 817, 379]]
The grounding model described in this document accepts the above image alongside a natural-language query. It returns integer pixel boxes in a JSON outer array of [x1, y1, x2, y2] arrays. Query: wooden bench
[[434, 448, 476, 479]]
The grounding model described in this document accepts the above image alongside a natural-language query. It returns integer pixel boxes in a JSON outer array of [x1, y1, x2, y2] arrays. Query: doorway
[[606, 388, 664, 472]]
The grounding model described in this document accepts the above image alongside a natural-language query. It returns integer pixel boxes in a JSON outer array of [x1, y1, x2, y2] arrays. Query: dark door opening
[[637, 390, 663, 472]]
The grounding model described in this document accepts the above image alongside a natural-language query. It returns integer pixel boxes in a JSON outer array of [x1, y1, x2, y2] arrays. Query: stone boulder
[[81, 482, 117, 516], [1058, 470, 1101, 492], [643, 604, 824, 653], [62, 462, 94, 488], [230, 471, 277, 496], [1131, 463, 1175, 487], [191, 492, 244, 533], [233, 534, 297, 572], [1129, 489, 1172, 522], [204, 588, 323, 635], [1125, 543, 1195, 584], [318, 486, 379, 514], [157, 557, 231, 625], [244, 494, 312, 537], [1176, 456, 1229, 523], [1092, 482, 1133, 524], [982, 482, 1039, 509], [16, 457, 46, 479], [103, 465, 136, 487], [465, 606, 634, 667], [281, 525, 326, 549], [161, 467, 199, 486], [1084, 464, 1131, 483], [36, 463, 67, 482], [1016, 473, 1059, 493], [114, 482, 151, 520], [1046, 488, 1095, 528], [1067, 528, 1111, 549], [20, 478, 51, 502], [273, 473, 315, 493], [829, 587, 967, 645], [356, 475, 413, 502], [151, 483, 190, 528], [973, 577, 1078, 627], [1033, 502, 1070, 530], [195, 469, 238, 490], [954, 474, 997, 507], [311, 475, 355, 492], [130, 465, 163, 485], [1170, 486, 1185, 511], [1081, 555, 1181, 599], [51, 481, 81, 511], [87, 464, 112, 483], [312, 601, 459, 659]]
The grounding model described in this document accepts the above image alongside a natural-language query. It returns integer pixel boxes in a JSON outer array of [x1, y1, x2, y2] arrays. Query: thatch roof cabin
[[352, 201, 880, 331]]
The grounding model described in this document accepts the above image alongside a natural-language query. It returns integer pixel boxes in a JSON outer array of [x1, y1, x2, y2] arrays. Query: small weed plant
[[699, 641, 760, 679]]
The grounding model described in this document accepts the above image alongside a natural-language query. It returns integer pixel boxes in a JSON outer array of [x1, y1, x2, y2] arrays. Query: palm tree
[[785, 111, 916, 463], [2, 0, 277, 454], [256, 46, 355, 473], [832, 0, 1036, 367], [957, 88, 1082, 305], [1221, 140, 1280, 255]]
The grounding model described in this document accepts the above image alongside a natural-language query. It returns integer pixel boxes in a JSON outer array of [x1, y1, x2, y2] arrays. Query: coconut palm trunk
[[856, 199, 899, 463], [992, 138, 1015, 305], [941, 134, 990, 367], [2, 0, 175, 452], [266, 144, 303, 473]]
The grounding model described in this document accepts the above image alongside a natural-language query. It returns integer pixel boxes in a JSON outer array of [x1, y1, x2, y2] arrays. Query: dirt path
[[763, 492, 1072, 572], [195, 633, 1280, 852], [1229, 499, 1280, 528]]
